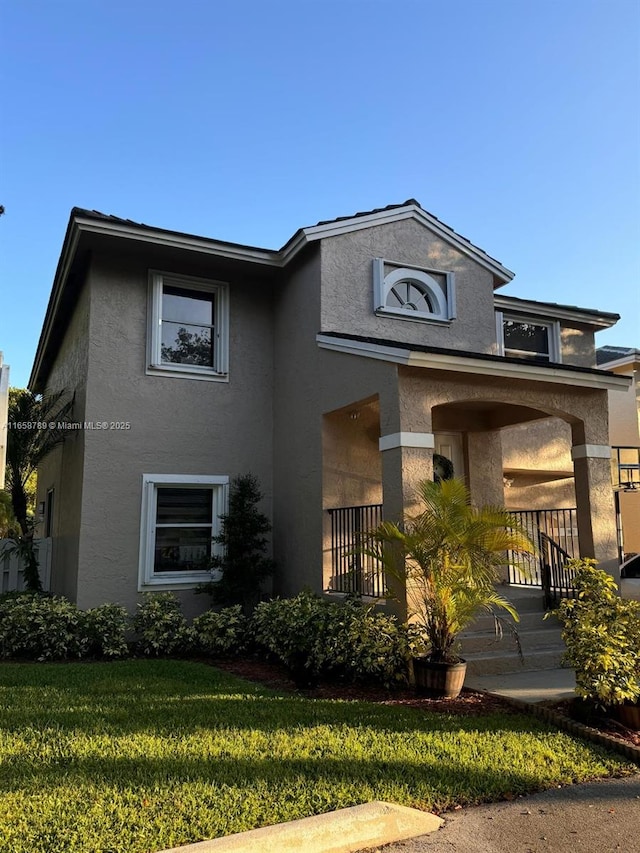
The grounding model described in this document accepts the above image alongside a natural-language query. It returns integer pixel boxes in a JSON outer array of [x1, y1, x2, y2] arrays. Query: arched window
[[373, 259, 454, 322]]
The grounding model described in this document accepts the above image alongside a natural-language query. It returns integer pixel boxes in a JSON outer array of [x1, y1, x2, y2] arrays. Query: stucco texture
[[36, 281, 91, 600], [60, 248, 276, 614], [320, 219, 497, 355]]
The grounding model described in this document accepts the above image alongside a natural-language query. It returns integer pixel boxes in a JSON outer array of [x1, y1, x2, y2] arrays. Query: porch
[[326, 503, 580, 609], [321, 370, 620, 621]]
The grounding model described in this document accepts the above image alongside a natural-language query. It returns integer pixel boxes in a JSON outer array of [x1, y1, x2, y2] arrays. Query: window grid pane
[[503, 319, 551, 361], [154, 486, 213, 573], [160, 285, 216, 369]]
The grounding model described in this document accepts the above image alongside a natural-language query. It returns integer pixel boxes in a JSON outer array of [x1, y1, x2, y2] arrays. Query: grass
[[0, 660, 636, 853]]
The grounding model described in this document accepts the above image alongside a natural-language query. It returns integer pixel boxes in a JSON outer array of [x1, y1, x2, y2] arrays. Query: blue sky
[[1, 0, 638, 387]]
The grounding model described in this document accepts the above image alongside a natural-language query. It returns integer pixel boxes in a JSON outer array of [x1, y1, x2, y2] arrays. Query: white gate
[[0, 538, 52, 593]]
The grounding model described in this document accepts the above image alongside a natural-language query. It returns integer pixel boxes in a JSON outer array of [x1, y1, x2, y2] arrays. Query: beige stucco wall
[[607, 363, 640, 447], [502, 418, 573, 473], [560, 323, 596, 368], [320, 219, 497, 355], [35, 281, 91, 599], [58, 247, 276, 615], [272, 249, 324, 596], [322, 398, 382, 510]]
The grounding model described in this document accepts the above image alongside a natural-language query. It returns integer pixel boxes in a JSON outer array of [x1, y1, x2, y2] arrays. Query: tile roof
[[596, 345, 638, 365], [70, 207, 279, 255], [499, 294, 620, 321], [70, 200, 508, 271]]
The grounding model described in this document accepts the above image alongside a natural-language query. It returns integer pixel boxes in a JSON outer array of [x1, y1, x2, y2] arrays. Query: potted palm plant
[[369, 478, 535, 698]]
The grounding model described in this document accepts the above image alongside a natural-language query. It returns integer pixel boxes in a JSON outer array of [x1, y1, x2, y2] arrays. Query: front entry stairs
[[459, 586, 566, 676]]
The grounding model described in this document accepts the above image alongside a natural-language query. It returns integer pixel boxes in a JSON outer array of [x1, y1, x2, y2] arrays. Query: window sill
[[146, 364, 230, 382], [375, 308, 451, 325], [139, 573, 212, 591]]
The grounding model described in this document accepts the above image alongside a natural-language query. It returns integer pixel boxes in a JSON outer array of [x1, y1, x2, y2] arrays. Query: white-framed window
[[138, 474, 229, 589], [496, 312, 561, 363], [373, 258, 455, 323], [147, 272, 229, 381]]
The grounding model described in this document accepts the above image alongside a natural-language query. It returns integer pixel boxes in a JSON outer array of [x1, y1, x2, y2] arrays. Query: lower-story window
[[139, 474, 229, 589]]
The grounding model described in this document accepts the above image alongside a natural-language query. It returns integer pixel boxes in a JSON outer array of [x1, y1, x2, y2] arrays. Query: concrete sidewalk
[[466, 667, 576, 704]]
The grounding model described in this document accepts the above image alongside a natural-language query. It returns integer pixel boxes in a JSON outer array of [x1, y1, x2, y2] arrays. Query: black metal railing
[[327, 503, 385, 598], [508, 508, 578, 607]]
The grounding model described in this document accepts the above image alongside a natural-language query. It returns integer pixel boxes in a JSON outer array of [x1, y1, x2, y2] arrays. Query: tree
[[198, 474, 275, 613], [161, 328, 212, 367], [4, 389, 72, 590], [0, 490, 18, 538]]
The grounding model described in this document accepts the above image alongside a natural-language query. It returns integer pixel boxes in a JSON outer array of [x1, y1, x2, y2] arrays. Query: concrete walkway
[[363, 776, 640, 853], [466, 667, 576, 704]]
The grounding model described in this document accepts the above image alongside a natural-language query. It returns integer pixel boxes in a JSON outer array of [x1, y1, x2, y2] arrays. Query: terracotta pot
[[613, 701, 640, 730], [413, 657, 467, 699]]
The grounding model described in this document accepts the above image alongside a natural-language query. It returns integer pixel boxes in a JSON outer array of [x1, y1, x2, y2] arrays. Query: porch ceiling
[[433, 401, 550, 432], [503, 467, 574, 483]]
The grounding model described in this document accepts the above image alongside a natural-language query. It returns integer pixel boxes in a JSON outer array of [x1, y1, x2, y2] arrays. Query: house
[[29, 200, 631, 617], [0, 353, 9, 489], [596, 346, 640, 560]]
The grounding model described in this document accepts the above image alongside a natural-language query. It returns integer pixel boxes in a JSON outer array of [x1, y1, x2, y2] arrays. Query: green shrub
[[0, 593, 87, 661], [252, 591, 414, 688], [252, 591, 326, 686], [554, 559, 640, 707], [197, 474, 275, 613], [192, 605, 249, 657], [133, 592, 191, 657], [315, 597, 418, 688], [83, 603, 130, 659]]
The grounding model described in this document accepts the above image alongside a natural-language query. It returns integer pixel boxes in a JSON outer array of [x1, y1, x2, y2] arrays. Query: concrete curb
[[157, 801, 443, 853], [476, 689, 640, 766]]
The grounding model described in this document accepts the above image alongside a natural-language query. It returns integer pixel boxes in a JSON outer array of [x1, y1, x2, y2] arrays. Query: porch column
[[466, 430, 505, 508], [379, 432, 435, 620], [571, 423, 619, 582], [466, 429, 507, 581]]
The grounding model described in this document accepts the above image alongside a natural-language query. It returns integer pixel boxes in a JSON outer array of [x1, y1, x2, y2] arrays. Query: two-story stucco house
[[30, 200, 630, 616]]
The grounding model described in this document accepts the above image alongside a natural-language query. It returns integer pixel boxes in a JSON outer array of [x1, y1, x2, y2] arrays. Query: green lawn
[[0, 660, 635, 853]]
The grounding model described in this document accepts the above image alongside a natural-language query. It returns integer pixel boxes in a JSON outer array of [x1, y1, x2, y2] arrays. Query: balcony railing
[[612, 446, 640, 489], [327, 504, 385, 598]]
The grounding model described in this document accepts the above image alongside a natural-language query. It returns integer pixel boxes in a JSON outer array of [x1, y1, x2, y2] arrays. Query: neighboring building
[[0, 353, 9, 489], [29, 201, 630, 615], [596, 346, 640, 558]]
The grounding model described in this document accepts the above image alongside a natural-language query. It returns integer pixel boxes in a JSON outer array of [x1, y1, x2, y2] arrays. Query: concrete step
[[497, 586, 548, 613], [466, 610, 560, 633], [459, 626, 564, 655], [464, 647, 564, 676]]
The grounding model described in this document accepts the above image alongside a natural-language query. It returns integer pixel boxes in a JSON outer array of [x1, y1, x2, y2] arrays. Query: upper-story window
[[496, 312, 561, 363], [373, 258, 455, 323], [147, 272, 229, 380]]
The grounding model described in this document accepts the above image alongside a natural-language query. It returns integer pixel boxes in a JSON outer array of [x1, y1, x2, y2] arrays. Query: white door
[[434, 432, 465, 481]]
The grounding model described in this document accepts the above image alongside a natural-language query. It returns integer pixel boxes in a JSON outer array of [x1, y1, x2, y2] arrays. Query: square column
[[571, 440, 619, 581], [379, 433, 435, 620]]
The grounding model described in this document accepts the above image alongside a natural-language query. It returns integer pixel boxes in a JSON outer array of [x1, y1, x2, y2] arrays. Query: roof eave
[[281, 204, 515, 284], [495, 295, 620, 329], [29, 213, 82, 391], [316, 333, 632, 392]]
